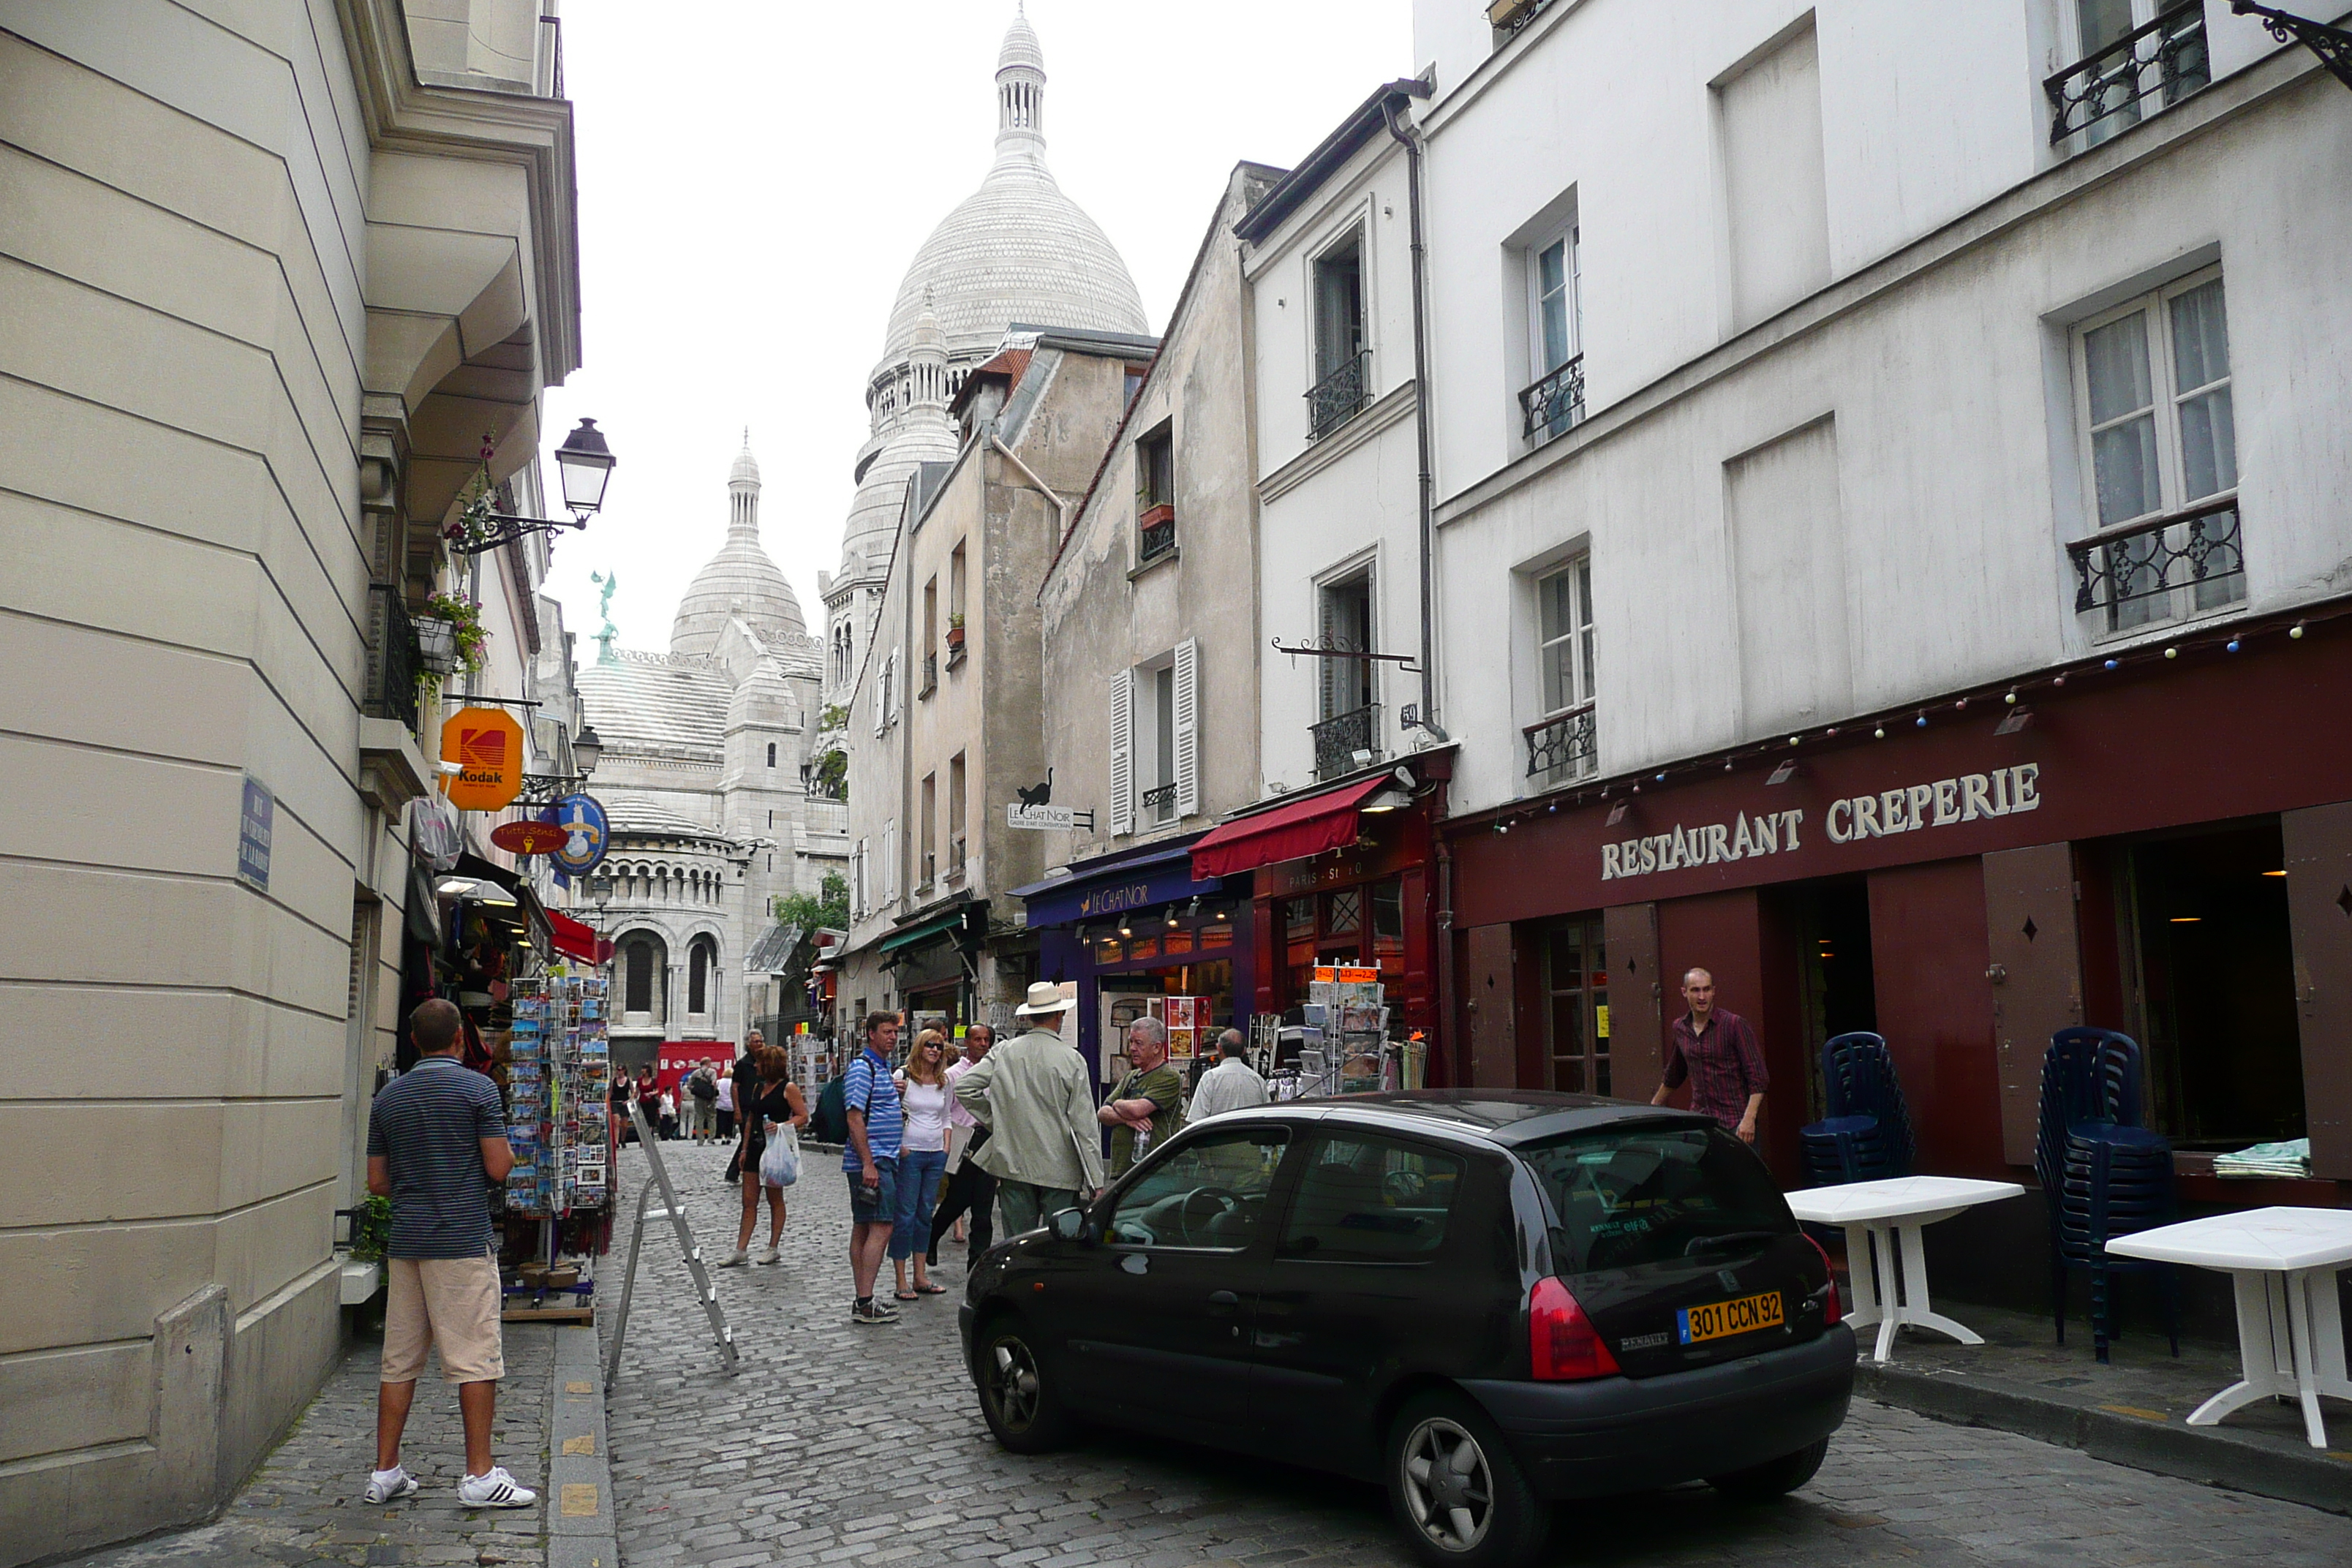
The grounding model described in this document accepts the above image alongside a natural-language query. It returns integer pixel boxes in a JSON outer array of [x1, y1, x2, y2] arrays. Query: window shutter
[[1108, 669, 1134, 836], [886, 651, 901, 726], [1172, 638, 1199, 819], [883, 818, 898, 903]]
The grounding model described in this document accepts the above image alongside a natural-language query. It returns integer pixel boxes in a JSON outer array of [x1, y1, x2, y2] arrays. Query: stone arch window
[[688, 935, 717, 1017], [767, 742, 777, 768], [619, 930, 668, 1020]]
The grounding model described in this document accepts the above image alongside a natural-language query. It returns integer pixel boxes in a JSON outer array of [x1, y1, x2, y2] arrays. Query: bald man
[[1651, 968, 1768, 1145]]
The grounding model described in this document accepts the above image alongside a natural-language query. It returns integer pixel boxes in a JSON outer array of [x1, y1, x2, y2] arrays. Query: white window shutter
[[1172, 638, 1199, 819], [1108, 669, 1134, 836], [883, 818, 897, 902]]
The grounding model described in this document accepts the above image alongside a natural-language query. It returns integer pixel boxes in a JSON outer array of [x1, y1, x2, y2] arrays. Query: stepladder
[[606, 1101, 737, 1383]]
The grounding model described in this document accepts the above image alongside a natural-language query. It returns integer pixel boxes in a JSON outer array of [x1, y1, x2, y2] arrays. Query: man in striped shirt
[[363, 998, 535, 1509], [843, 1011, 905, 1325]]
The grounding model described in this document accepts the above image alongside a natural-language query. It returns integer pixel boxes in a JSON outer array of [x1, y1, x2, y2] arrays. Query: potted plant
[[946, 612, 967, 653], [413, 590, 489, 704]]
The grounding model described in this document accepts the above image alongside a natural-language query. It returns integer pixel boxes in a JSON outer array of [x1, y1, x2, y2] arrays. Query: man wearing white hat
[[952, 981, 1104, 1236]]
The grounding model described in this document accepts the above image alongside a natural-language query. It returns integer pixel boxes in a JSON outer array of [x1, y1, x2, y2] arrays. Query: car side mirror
[[1049, 1207, 1090, 1243]]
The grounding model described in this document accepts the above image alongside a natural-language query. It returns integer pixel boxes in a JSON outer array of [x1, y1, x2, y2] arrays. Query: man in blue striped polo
[[843, 1011, 905, 1325], [363, 998, 535, 1509]]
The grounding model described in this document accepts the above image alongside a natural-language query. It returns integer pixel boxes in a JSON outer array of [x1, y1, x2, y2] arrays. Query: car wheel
[[970, 1314, 1074, 1453], [1385, 1391, 1549, 1568], [1706, 1436, 1828, 1503]]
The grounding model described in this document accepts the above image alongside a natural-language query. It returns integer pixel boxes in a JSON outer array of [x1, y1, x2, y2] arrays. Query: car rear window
[[1518, 1123, 1793, 1273]]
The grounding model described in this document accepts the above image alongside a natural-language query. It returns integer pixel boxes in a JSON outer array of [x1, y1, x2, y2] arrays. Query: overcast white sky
[[532, 0, 1413, 657]]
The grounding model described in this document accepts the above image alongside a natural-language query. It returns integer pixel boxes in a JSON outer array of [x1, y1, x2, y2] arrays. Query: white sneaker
[[755, 1246, 781, 1266], [457, 1466, 537, 1509], [363, 1466, 418, 1504], [717, 1249, 750, 1267]]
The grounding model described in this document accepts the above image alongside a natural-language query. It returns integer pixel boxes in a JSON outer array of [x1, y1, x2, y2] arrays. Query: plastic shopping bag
[[758, 1123, 802, 1188]]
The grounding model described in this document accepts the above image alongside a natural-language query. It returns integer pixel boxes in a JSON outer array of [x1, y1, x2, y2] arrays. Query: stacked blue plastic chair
[[2032, 1028, 2179, 1362], [1799, 1033, 1914, 1185]]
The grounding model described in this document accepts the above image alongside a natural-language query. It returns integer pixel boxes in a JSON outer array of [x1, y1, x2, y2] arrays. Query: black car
[[959, 1092, 1854, 1568]]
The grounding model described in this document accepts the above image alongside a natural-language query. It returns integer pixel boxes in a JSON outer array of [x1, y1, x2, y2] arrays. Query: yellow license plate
[[1676, 1289, 1784, 1345]]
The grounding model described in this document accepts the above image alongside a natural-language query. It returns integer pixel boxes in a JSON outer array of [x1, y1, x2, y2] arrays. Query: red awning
[[548, 908, 612, 965], [1191, 777, 1389, 880]]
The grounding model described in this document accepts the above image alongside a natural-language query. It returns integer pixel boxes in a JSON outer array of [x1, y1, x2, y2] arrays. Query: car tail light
[[1803, 1235, 1844, 1324], [1529, 1276, 1621, 1380]]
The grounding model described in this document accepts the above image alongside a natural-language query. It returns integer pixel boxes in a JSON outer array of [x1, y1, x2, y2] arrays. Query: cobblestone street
[[600, 1142, 2352, 1568]]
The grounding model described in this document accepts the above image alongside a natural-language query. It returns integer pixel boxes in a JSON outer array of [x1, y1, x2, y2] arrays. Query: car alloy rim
[[1401, 1417, 1493, 1553], [989, 1337, 1041, 1431]]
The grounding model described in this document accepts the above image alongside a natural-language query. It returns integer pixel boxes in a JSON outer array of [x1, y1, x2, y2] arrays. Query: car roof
[[1210, 1090, 1715, 1153]]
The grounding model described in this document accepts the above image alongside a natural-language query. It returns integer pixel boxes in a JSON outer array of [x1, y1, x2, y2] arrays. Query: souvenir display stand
[[500, 970, 614, 1322], [1267, 965, 1424, 1098]]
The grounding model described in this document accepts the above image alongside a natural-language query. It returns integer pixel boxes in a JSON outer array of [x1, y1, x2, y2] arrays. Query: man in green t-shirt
[[1099, 1016, 1186, 1177]]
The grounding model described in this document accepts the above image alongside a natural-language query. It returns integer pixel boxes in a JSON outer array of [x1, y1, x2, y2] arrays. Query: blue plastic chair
[[2032, 1030, 2178, 1360], [1799, 1033, 1914, 1185]]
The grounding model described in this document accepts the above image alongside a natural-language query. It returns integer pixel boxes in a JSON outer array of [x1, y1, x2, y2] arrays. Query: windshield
[[1519, 1123, 1794, 1273]]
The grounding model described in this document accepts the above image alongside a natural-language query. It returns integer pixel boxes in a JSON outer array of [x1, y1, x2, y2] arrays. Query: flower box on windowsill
[[412, 616, 463, 674], [946, 625, 967, 652]]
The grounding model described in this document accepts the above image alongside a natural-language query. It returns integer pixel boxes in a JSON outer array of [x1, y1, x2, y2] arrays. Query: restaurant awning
[[547, 908, 611, 966], [1191, 777, 1389, 880]]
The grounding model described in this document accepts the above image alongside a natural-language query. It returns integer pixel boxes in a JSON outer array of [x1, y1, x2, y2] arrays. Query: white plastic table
[[1784, 1176, 2024, 1362], [2104, 1206, 2352, 1449]]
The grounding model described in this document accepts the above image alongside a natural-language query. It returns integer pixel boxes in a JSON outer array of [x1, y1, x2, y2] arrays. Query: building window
[[948, 543, 968, 668], [1312, 573, 1376, 780], [1543, 917, 1608, 1095], [949, 753, 968, 878], [1308, 227, 1369, 437], [2069, 268, 2241, 633], [921, 578, 938, 696], [2049, 1, 2209, 148], [1527, 556, 1597, 782], [766, 742, 777, 768], [1136, 421, 1176, 564], [1522, 224, 1584, 442], [1124, 363, 1147, 409], [622, 933, 667, 1017], [688, 937, 715, 1016], [920, 772, 937, 889]]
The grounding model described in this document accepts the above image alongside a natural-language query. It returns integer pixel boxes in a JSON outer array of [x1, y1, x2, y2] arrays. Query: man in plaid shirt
[[1651, 968, 1768, 1146]]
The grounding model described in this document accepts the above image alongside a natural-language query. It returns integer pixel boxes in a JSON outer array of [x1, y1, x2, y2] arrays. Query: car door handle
[[1207, 1290, 1239, 1307]]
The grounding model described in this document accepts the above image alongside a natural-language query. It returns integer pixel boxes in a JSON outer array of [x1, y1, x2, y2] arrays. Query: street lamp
[[591, 871, 614, 916], [571, 723, 602, 777], [448, 418, 619, 556], [554, 418, 617, 519]]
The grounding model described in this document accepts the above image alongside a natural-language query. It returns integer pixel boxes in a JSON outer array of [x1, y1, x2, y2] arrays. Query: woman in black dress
[[718, 1041, 806, 1267]]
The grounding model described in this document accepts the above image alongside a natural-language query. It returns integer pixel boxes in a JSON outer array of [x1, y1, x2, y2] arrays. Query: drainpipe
[[1382, 92, 1439, 745]]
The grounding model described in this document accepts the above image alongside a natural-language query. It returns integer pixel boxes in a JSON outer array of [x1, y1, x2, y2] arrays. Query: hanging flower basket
[[413, 616, 463, 674]]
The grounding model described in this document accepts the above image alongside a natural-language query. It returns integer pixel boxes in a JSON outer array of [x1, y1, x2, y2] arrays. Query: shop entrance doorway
[[2115, 821, 2302, 1147], [1539, 916, 1608, 1096], [1765, 878, 1877, 1121]]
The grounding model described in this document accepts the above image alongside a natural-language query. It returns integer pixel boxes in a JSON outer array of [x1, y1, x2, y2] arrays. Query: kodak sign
[[440, 706, 525, 812]]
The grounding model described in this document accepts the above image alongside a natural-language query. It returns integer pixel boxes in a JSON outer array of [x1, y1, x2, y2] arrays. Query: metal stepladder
[[605, 1101, 738, 1383]]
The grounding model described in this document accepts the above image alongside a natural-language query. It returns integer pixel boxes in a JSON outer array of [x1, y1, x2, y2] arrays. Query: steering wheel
[[1177, 1186, 1243, 1245]]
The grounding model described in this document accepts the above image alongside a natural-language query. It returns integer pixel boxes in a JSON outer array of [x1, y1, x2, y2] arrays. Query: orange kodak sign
[[440, 706, 525, 811]]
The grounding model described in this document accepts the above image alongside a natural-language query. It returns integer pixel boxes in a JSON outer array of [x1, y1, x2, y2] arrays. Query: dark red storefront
[[1196, 752, 1453, 1053], [1444, 615, 2352, 1213]]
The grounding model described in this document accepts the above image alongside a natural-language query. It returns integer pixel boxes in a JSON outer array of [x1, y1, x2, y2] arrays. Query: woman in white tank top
[[892, 1030, 954, 1300]]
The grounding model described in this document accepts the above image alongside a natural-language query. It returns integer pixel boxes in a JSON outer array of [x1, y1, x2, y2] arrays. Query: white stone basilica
[[818, 4, 1149, 711], [576, 440, 845, 1057]]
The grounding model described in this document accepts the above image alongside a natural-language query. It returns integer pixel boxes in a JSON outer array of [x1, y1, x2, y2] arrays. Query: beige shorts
[[381, 1250, 505, 1384]]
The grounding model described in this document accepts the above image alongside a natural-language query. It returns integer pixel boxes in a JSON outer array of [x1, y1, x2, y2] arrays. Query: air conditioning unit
[[1488, 0, 1542, 29]]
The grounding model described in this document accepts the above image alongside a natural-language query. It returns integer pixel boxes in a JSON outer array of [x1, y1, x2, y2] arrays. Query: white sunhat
[[1013, 981, 1077, 1017]]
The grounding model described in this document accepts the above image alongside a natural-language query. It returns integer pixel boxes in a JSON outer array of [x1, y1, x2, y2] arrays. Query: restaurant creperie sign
[[1599, 763, 2043, 882]]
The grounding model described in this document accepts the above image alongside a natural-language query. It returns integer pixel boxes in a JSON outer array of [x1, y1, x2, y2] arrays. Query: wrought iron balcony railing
[[362, 584, 421, 733], [1525, 704, 1597, 780], [1311, 703, 1382, 780], [2068, 496, 2244, 627], [1138, 505, 1177, 565], [1140, 782, 1178, 823], [1520, 353, 1586, 442], [1305, 350, 1372, 440], [2046, 2, 2209, 146]]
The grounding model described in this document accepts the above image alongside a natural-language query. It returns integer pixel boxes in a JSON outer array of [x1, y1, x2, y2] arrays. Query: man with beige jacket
[[952, 982, 1104, 1235]]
